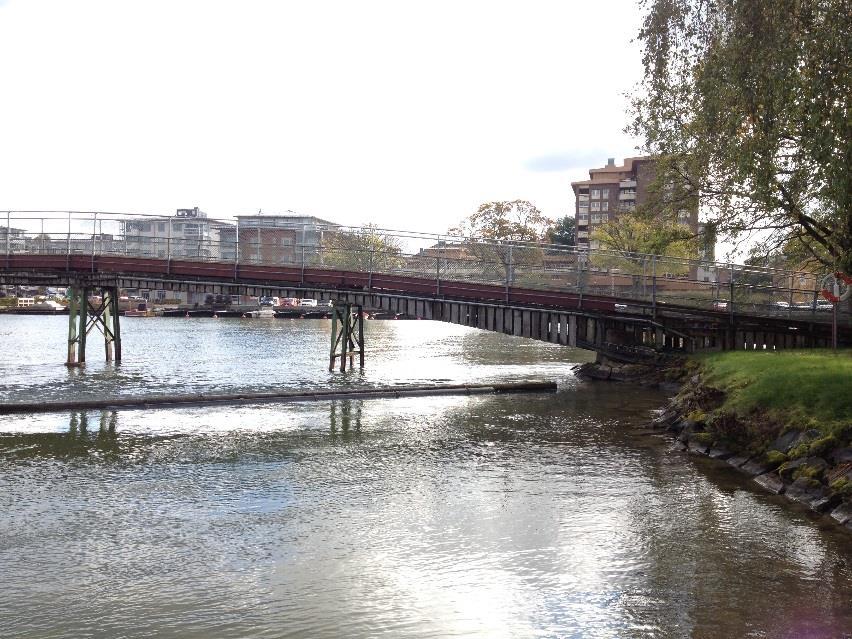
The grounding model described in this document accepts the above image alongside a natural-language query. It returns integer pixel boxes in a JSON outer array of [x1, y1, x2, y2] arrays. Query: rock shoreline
[[648, 377, 852, 536], [576, 358, 852, 535]]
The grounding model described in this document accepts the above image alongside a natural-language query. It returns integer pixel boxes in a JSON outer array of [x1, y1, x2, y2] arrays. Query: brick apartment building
[[570, 156, 700, 248], [571, 156, 716, 281], [235, 213, 340, 265]]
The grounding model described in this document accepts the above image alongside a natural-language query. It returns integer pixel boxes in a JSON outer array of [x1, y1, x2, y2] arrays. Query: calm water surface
[[1, 315, 850, 638]]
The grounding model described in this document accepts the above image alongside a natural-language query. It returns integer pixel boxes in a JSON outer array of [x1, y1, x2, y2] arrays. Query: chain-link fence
[[1, 210, 846, 324]]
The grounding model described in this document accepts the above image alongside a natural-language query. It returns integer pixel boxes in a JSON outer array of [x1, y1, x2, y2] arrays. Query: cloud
[[523, 150, 610, 173]]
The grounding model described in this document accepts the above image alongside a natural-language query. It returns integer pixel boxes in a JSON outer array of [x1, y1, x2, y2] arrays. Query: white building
[[122, 207, 213, 259]]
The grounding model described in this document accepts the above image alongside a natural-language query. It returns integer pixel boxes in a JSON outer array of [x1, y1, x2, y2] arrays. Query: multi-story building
[[570, 156, 701, 249], [571, 156, 717, 282], [235, 213, 340, 264], [121, 207, 213, 259], [0, 226, 26, 253]]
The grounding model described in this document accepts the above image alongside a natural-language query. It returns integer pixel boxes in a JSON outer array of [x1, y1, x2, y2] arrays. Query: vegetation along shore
[[584, 350, 852, 534]]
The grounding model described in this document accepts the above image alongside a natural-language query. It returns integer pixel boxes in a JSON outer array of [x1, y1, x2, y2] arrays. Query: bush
[[687, 410, 707, 425], [794, 464, 825, 481], [764, 450, 787, 468], [693, 432, 713, 445], [808, 435, 837, 457], [830, 478, 851, 497], [788, 443, 810, 460]]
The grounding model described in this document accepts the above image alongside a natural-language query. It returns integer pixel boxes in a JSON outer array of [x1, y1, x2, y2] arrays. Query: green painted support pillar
[[329, 302, 364, 372], [66, 287, 80, 365], [66, 286, 88, 366], [329, 309, 338, 371], [66, 285, 122, 366], [101, 287, 122, 362]]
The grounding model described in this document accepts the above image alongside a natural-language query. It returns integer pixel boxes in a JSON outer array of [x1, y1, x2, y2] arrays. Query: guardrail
[[1, 210, 848, 324]]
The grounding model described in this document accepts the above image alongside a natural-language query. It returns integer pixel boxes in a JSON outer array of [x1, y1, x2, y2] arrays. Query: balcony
[[619, 179, 637, 188], [618, 191, 636, 200], [578, 195, 589, 202], [577, 231, 589, 239]]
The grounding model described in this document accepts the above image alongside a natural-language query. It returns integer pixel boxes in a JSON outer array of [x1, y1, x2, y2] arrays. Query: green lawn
[[697, 349, 852, 434]]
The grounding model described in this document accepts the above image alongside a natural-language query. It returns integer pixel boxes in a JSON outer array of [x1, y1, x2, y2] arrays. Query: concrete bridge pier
[[66, 284, 121, 367]]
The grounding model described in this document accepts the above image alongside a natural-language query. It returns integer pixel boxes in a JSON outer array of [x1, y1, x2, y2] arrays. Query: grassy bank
[[696, 350, 852, 436]]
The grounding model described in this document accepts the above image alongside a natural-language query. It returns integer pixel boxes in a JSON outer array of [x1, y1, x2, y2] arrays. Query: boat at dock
[[244, 308, 276, 318]]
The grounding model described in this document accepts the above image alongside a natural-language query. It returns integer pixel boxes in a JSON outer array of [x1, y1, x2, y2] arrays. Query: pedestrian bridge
[[1, 211, 848, 366]]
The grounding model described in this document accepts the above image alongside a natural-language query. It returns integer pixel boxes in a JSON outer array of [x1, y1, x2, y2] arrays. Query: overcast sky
[[0, 0, 644, 232]]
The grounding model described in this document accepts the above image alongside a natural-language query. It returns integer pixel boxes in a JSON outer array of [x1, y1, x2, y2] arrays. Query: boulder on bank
[[768, 430, 804, 454], [754, 473, 785, 494], [741, 459, 773, 476], [830, 501, 852, 525], [783, 477, 838, 513]]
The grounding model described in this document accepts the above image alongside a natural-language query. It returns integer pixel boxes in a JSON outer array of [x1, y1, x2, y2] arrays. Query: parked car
[[712, 300, 729, 311], [280, 298, 300, 307], [259, 296, 280, 307], [299, 298, 318, 307]]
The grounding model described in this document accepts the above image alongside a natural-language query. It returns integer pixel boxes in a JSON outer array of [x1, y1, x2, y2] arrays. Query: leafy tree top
[[450, 200, 553, 244], [630, 0, 852, 271]]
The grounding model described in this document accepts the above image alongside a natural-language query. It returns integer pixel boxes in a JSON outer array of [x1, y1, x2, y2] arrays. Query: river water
[[1, 315, 850, 638]]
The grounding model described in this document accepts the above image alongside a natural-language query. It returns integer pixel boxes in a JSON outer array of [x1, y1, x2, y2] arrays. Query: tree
[[591, 212, 700, 275], [320, 224, 405, 272], [630, 0, 852, 272], [547, 215, 576, 247], [449, 200, 553, 282]]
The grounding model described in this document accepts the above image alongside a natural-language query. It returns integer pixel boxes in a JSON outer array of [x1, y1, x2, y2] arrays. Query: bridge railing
[[1, 210, 847, 325]]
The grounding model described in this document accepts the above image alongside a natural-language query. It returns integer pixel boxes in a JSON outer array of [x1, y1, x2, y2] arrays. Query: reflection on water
[[1, 316, 851, 638]]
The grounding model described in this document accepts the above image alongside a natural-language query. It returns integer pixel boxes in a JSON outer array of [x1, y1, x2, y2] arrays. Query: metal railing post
[[91, 212, 98, 272], [729, 265, 735, 322], [234, 223, 240, 279], [651, 255, 657, 318], [811, 278, 820, 318], [367, 248, 373, 291], [300, 244, 306, 286], [505, 243, 513, 303], [5, 211, 10, 268], [66, 211, 72, 271], [436, 255, 441, 296], [167, 218, 172, 274]]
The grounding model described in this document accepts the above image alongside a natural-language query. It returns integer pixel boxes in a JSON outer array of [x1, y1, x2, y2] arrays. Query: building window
[[590, 201, 601, 211], [601, 188, 610, 199], [590, 189, 601, 199], [601, 201, 609, 211], [158, 223, 166, 233], [578, 206, 589, 214], [601, 213, 609, 222], [579, 212, 589, 223], [591, 214, 601, 224]]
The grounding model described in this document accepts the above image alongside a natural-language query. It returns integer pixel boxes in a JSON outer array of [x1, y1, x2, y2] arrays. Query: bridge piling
[[65, 284, 122, 367], [329, 302, 364, 372]]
